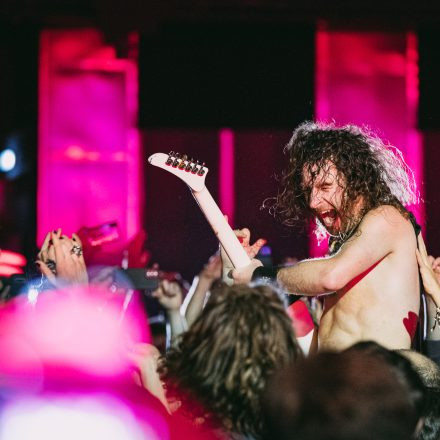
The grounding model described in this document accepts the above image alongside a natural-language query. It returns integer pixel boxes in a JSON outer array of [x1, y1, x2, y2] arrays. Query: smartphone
[[113, 268, 159, 291]]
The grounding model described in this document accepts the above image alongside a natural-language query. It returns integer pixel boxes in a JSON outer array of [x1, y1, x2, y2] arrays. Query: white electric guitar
[[148, 151, 251, 269]]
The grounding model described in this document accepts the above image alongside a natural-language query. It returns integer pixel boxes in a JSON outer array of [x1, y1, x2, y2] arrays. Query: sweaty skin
[[277, 205, 420, 351], [231, 162, 420, 351]]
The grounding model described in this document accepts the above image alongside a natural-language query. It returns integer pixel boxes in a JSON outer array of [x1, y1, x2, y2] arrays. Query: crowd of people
[[1, 122, 440, 439]]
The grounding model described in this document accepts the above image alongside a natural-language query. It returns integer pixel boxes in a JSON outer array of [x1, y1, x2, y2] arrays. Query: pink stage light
[[0, 264, 24, 276], [0, 250, 26, 267], [0, 395, 150, 440], [0, 286, 150, 380], [0, 286, 169, 440], [38, 30, 141, 246], [313, 27, 423, 257]]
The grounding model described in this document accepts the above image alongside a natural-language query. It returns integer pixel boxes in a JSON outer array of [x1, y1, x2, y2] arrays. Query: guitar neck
[[191, 187, 251, 269]]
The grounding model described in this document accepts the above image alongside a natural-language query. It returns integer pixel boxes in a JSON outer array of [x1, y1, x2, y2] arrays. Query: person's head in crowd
[[345, 341, 426, 418], [262, 349, 421, 440], [393, 350, 440, 440], [158, 283, 302, 439], [417, 387, 440, 440], [396, 348, 440, 389]]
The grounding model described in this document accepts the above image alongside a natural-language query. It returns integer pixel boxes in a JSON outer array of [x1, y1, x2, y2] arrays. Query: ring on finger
[[70, 244, 83, 257], [45, 258, 57, 274]]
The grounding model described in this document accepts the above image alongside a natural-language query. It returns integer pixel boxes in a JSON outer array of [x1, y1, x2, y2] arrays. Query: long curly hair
[[158, 283, 303, 438], [267, 122, 418, 240]]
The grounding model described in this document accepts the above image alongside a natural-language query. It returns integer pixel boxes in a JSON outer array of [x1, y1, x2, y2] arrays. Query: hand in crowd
[[199, 254, 222, 284], [127, 342, 169, 412], [416, 234, 440, 306], [152, 279, 183, 312], [37, 228, 88, 287]]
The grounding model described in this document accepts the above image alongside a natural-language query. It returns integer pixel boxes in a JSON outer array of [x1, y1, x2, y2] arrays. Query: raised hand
[[127, 343, 169, 411], [416, 234, 440, 306], [37, 229, 88, 287], [152, 279, 183, 312], [199, 254, 222, 283], [220, 227, 266, 285], [235, 228, 267, 259]]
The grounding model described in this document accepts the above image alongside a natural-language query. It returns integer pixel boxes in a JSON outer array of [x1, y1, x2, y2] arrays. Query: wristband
[[251, 266, 279, 283]]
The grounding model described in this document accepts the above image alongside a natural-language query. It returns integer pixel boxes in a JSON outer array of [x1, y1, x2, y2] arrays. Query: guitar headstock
[[148, 151, 208, 192]]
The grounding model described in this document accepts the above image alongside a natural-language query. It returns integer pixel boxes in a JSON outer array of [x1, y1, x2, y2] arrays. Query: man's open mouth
[[320, 209, 337, 226]]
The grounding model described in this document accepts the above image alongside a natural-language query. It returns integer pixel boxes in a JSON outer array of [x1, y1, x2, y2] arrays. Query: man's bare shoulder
[[360, 205, 415, 241]]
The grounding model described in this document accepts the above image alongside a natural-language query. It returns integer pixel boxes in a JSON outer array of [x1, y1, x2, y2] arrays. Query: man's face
[[302, 162, 345, 235]]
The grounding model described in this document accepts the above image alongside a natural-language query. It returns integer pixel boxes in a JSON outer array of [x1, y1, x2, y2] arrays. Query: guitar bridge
[[165, 151, 206, 176]]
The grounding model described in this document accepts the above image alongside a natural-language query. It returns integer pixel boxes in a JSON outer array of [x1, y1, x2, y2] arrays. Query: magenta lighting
[[37, 29, 141, 246], [312, 27, 424, 258]]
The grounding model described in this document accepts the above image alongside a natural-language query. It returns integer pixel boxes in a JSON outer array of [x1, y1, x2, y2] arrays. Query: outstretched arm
[[152, 280, 187, 346], [185, 254, 221, 327], [277, 206, 408, 295]]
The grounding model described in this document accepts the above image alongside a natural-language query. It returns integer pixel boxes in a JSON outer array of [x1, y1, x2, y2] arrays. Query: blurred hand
[[127, 343, 169, 411], [199, 254, 222, 283], [152, 279, 183, 311], [416, 234, 440, 305]]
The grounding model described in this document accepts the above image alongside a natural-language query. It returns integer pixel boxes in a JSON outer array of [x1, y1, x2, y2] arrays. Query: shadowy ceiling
[[2, 0, 440, 30]]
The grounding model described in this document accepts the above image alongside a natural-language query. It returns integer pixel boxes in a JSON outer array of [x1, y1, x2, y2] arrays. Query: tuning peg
[[172, 152, 180, 167], [178, 154, 188, 169], [197, 162, 206, 176], [191, 160, 200, 174], [185, 158, 194, 172], [165, 151, 174, 166]]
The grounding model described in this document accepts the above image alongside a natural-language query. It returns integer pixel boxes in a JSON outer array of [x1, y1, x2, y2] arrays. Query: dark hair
[[345, 341, 426, 417], [158, 283, 302, 438], [418, 387, 440, 440], [396, 349, 440, 389], [263, 350, 420, 440], [268, 122, 417, 239]]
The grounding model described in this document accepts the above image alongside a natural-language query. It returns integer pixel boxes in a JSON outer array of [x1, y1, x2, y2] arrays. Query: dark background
[[2, 1, 440, 279]]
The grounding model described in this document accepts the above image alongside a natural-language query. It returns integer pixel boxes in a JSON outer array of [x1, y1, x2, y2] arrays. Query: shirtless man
[[229, 122, 420, 351]]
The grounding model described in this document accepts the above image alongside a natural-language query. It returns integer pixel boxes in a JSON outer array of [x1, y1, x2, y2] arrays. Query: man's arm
[[277, 206, 410, 295]]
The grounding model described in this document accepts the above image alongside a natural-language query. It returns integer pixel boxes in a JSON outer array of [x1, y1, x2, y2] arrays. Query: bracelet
[[431, 306, 440, 332]]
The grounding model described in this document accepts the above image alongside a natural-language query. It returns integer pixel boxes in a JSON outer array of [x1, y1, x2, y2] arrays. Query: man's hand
[[220, 226, 266, 284], [234, 228, 267, 259], [232, 258, 263, 284], [416, 234, 440, 306]]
